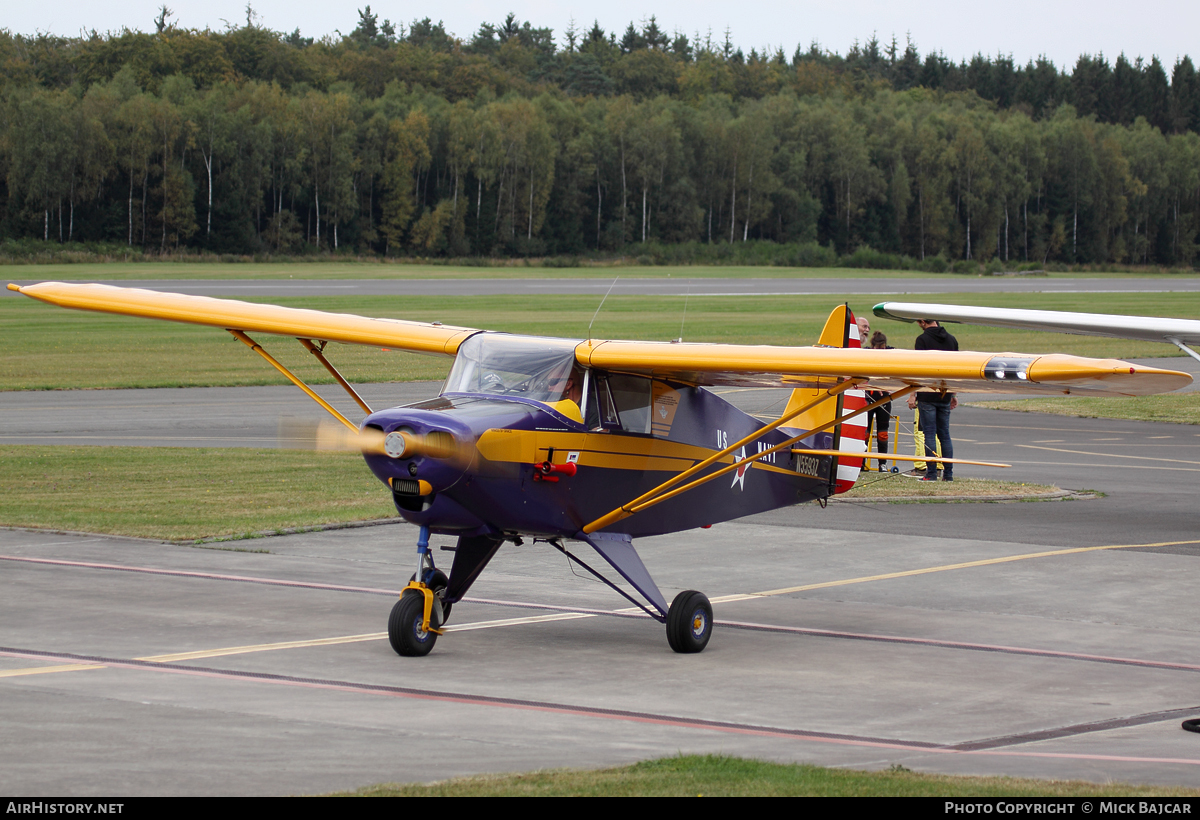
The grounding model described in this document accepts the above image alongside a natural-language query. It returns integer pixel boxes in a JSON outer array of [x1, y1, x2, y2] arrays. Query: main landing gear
[[666, 590, 713, 653], [388, 527, 716, 656]]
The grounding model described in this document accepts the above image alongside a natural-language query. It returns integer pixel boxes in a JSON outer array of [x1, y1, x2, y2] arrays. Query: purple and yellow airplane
[[9, 282, 1192, 656]]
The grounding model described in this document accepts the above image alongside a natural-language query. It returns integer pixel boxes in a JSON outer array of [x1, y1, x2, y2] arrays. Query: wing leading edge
[[8, 281, 478, 356]]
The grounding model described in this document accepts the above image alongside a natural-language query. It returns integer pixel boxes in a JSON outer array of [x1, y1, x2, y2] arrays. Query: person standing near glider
[[865, 330, 894, 470], [907, 319, 958, 481]]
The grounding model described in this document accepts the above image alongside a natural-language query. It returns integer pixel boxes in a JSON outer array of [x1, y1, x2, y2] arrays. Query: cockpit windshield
[[443, 333, 582, 403]]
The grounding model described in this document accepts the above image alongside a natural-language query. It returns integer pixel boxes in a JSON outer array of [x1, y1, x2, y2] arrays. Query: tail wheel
[[388, 591, 440, 657], [666, 590, 713, 654]]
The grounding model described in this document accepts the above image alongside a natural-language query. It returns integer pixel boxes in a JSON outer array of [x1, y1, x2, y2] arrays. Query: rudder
[[781, 305, 868, 494]]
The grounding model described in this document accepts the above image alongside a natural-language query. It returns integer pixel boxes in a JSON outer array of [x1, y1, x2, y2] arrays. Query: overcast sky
[[10, 0, 1198, 71]]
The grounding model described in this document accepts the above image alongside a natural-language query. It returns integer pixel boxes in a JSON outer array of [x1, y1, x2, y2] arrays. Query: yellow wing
[[8, 281, 477, 356], [578, 339, 1191, 396], [10, 281, 1191, 397]]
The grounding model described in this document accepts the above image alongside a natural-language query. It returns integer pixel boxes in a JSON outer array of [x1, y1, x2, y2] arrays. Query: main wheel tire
[[388, 591, 440, 657], [666, 590, 713, 654], [408, 568, 452, 623]]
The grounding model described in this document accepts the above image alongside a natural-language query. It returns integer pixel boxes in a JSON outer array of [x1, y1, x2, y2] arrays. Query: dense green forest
[[3, 9, 1200, 267]]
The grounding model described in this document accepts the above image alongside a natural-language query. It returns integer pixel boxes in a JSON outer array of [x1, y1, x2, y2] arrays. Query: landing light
[[984, 356, 1034, 382]]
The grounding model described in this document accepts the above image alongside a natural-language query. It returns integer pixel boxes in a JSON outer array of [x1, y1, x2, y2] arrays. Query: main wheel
[[408, 568, 451, 623], [388, 591, 440, 656], [666, 590, 713, 654]]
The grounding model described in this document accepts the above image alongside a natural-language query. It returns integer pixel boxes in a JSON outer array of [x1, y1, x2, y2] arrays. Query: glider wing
[[873, 301, 1200, 364]]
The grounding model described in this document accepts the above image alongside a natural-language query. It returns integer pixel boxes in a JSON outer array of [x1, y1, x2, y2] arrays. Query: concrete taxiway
[[3, 382, 1200, 794]]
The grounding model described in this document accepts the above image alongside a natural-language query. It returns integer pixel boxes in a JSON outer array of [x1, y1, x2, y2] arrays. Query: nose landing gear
[[388, 526, 449, 657]]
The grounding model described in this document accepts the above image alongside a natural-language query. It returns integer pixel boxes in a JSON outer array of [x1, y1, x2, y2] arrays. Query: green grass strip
[[969, 394, 1200, 426], [841, 475, 1060, 499], [4, 261, 1197, 280], [0, 445, 395, 541], [341, 754, 1200, 797], [2, 262, 949, 280]]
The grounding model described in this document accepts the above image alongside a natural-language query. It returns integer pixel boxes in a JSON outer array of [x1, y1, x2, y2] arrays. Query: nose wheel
[[666, 590, 713, 653], [388, 592, 442, 656]]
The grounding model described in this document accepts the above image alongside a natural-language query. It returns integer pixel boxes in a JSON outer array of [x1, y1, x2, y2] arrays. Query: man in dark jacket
[[906, 319, 958, 480]]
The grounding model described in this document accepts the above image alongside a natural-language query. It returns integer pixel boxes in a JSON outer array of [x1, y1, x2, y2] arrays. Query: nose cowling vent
[[392, 478, 421, 495]]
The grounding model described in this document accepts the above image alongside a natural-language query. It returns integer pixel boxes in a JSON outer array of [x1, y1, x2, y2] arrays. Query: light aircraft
[[8, 282, 1192, 656], [874, 302, 1200, 364]]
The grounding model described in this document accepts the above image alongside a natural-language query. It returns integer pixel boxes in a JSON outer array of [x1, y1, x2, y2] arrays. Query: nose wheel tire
[[666, 590, 713, 654], [389, 591, 441, 657]]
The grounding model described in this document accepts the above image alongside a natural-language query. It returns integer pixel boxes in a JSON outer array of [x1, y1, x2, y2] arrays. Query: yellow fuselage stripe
[[476, 429, 802, 477]]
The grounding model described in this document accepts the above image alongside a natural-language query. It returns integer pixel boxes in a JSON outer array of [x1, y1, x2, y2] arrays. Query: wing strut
[[299, 338, 374, 415], [229, 330, 359, 432], [1166, 337, 1200, 364], [584, 382, 918, 534]]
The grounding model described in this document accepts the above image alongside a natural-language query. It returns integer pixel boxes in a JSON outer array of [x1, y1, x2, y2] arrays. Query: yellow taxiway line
[[1015, 443, 1200, 466], [0, 663, 105, 678], [139, 633, 387, 662], [710, 538, 1200, 603]]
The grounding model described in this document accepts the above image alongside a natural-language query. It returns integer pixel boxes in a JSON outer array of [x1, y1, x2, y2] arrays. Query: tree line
[[2, 10, 1199, 266]]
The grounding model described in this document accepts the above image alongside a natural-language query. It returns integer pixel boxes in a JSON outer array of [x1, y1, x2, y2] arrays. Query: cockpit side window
[[608, 374, 654, 434], [585, 373, 621, 430]]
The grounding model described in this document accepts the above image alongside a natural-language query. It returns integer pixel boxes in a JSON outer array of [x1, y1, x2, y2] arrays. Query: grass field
[[0, 445, 395, 541], [342, 754, 1199, 797], [840, 474, 1060, 498], [970, 394, 1200, 425], [5, 262, 1199, 281], [4, 290, 1199, 391], [3, 262, 953, 280]]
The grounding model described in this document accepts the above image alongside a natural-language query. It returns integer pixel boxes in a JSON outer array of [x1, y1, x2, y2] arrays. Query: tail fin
[[781, 305, 868, 494]]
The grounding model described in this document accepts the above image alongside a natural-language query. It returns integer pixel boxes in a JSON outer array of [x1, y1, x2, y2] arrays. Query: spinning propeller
[[277, 419, 472, 463]]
